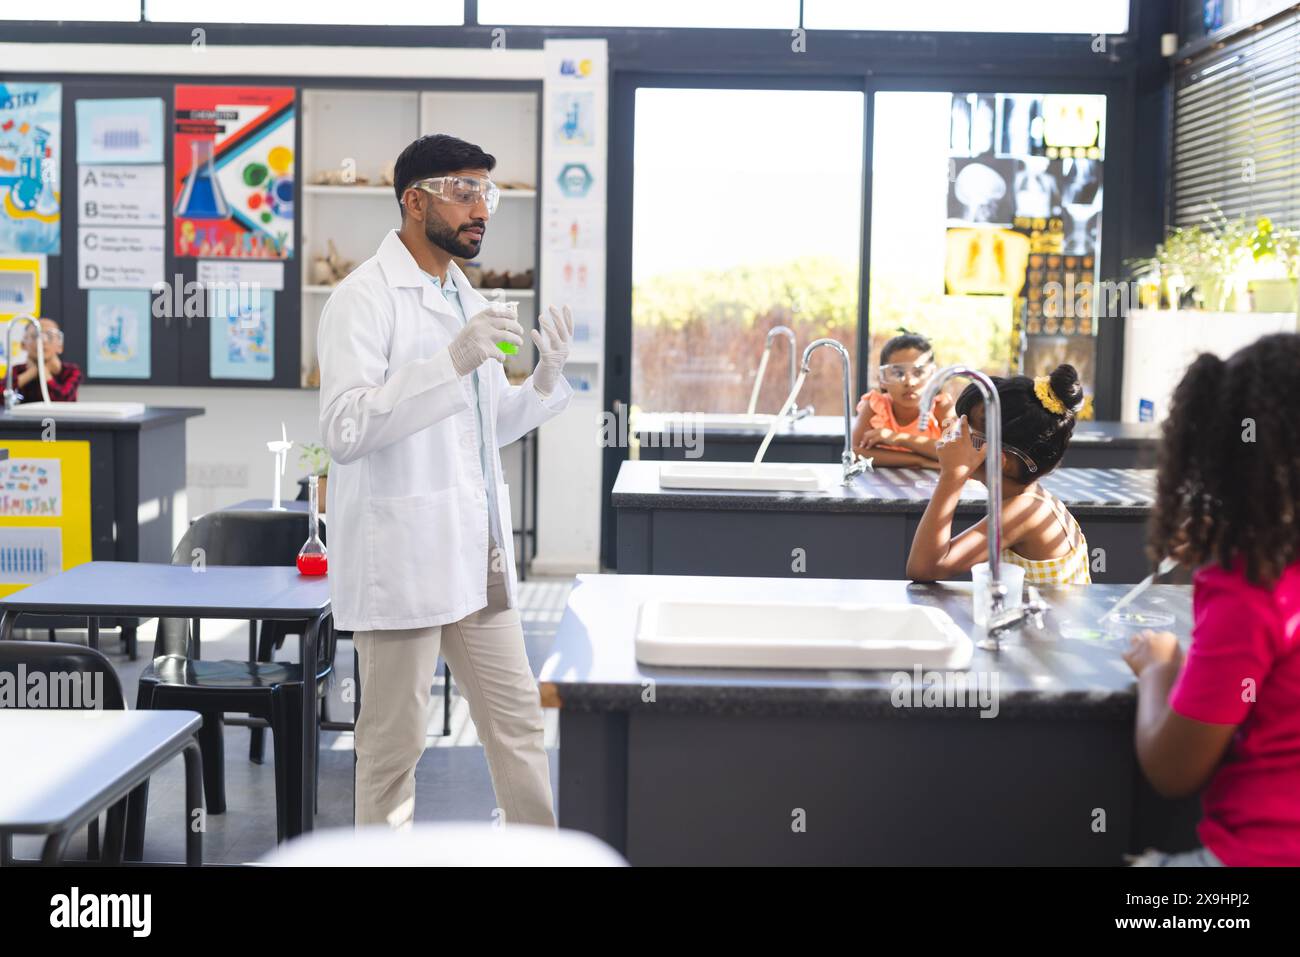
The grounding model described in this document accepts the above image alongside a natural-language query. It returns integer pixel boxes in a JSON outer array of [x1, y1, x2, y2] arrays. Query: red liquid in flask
[[297, 552, 328, 576]]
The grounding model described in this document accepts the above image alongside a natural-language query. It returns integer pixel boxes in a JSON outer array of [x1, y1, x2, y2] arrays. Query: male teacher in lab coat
[[317, 134, 573, 828]]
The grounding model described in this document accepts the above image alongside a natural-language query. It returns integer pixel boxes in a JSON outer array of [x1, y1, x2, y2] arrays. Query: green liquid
[[497, 341, 518, 355]]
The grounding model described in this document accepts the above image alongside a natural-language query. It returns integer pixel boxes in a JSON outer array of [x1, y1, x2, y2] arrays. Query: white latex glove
[[448, 304, 525, 377], [531, 305, 574, 398]]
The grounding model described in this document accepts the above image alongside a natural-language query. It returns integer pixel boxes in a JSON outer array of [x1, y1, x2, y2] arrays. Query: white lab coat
[[317, 230, 572, 632]]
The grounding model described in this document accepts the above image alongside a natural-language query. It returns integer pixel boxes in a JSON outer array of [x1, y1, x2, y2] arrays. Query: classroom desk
[[0, 562, 331, 841], [0, 710, 204, 866]]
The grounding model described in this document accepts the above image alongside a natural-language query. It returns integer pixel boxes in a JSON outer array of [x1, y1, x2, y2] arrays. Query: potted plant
[[298, 443, 330, 513], [1245, 217, 1299, 313], [1129, 207, 1299, 313]]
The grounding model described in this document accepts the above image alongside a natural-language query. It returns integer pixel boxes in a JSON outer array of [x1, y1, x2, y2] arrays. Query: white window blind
[[1171, 11, 1300, 227]]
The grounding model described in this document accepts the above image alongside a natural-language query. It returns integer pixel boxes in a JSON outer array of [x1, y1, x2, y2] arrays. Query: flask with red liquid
[[296, 474, 328, 576]]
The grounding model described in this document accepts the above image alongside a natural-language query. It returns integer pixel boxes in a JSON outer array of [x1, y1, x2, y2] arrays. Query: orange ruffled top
[[860, 390, 945, 451]]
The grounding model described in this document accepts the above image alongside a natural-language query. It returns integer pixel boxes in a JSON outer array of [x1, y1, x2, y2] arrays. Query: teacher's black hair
[[394, 134, 496, 213]]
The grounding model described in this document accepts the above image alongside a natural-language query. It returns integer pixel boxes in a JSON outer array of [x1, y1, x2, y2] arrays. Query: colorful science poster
[[87, 288, 151, 379], [209, 285, 274, 380], [0, 439, 93, 598], [0, 83, 62, 255], [173, 86, 295, 260], [76, 97, 164, 165]]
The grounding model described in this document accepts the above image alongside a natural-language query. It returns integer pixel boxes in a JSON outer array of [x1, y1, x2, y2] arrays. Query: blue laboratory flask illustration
[[174, 139, 231, 220]]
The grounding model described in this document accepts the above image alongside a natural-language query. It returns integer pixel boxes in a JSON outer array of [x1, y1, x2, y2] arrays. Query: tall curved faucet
[[801, 338, 870, 486], [3, 314, 50, 412], [763, 326, 810, 419], [918, 366, 1046, 649]]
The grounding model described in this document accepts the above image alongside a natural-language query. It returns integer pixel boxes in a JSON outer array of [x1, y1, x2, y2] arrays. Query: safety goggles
[[23, 329, 63, 343], [970, 428, 1038, 474], [878, 354, 936, 386], [407, 175, 500, 214]]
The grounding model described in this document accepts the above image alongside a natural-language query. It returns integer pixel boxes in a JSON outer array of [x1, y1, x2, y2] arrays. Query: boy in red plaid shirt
[[12, 317, 81, 403]]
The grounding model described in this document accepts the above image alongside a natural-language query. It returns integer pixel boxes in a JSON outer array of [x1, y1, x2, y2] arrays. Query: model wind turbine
[[266, 422, 294, 510]]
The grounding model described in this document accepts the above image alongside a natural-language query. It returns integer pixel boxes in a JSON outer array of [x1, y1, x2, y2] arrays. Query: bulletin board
[[0, 439, 92, 599]]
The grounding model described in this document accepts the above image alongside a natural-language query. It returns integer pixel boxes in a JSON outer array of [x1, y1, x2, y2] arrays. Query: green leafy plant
[[1129, 206, 1300, 310], [299, 442, 329, 477]]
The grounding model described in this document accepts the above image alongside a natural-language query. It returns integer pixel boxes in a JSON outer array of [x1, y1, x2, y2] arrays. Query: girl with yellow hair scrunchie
[[906, 364, 1091, 586]]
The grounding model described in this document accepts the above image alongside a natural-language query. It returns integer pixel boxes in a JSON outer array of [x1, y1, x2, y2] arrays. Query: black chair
[[0, 640, 133, 862], [129, 509, 337, 847]]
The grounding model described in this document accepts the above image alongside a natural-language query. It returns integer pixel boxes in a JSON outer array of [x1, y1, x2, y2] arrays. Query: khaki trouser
[[353, 542, 554, 829]]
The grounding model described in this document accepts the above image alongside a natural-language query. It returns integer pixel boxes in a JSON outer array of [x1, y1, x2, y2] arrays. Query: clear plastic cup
[[971, 561, 1026, 627]]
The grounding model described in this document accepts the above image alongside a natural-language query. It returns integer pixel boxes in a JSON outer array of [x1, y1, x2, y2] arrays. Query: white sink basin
[[636, 599, 973, 670], [6, 401, 145, 419], [655, 412, 782, 432], [658, 461, 823, 492]]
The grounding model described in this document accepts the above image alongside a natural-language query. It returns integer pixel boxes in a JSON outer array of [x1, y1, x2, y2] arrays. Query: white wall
[[81, 384, 323, 519]]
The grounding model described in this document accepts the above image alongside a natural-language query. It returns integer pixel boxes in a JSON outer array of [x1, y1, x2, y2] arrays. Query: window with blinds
[[1171, 12, 1300, 228]]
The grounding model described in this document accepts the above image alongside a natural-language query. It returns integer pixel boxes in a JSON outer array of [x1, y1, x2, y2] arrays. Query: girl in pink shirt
[[1124, 334, 1300, 866]]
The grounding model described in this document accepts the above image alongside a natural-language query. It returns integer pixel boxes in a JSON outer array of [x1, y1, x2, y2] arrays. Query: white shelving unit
[[300, 87, 539, 388]]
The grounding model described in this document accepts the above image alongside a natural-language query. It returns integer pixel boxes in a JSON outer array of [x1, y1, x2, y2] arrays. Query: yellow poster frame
[[0, 256, 41, 322], [0, 439, 93, 600]]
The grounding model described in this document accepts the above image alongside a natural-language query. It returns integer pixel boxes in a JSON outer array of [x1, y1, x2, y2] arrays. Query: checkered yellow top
[[1000, 496, 1093, 585]]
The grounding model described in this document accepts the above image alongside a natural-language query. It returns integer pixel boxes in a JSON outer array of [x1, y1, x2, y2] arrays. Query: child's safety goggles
[[407, 175, 500, 214], [969, 428, 1039, 474], [878, 354, 936, 385]]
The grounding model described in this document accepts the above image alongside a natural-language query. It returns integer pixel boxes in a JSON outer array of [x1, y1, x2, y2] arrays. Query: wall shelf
[[300, 86, 540, 389]]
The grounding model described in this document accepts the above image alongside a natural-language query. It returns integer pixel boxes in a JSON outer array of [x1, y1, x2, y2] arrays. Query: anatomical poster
[[0, 83, 61, 255], [173, 86, 295, 259]]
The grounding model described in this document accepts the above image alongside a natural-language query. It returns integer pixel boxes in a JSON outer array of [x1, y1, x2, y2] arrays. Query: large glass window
[[145, 0, 463, 25], [805, 0, 1129, 34], [631, 88, 863, 415], [479, 0, 797, 28], [868, 90, 1106, 417], [3, 0, 139, 19]]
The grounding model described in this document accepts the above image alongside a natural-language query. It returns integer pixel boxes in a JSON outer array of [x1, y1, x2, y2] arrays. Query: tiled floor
[[9, 578, 574, 866]]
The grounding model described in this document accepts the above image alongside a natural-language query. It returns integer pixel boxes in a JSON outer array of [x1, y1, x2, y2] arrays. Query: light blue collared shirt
[[424, 270, 498, 546]]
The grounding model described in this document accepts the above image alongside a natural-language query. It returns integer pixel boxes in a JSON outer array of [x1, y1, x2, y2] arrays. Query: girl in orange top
[[852, 332, 953, 468]]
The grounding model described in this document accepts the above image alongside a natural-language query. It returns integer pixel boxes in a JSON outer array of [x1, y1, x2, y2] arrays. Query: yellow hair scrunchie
[[1033, 376, 1067, 415]]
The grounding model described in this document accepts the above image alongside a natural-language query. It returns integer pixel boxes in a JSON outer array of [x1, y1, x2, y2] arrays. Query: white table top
[[0, 710, 201, 832]]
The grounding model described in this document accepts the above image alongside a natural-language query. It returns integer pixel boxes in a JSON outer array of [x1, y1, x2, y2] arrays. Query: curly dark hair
[[1149, 334, 1300, 586], [954, 363, 1085, 478]]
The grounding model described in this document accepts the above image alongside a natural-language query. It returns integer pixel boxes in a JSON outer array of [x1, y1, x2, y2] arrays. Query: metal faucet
[[800, 338, 870, 486], [3, 314, 49, 412], [987, 586, 1049, 642], [918, 365, 1046, 651], [763, 326, 812, 420]]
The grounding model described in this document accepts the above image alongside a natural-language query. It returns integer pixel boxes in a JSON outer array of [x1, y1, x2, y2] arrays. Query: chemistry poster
[[0, 440, 93, 598], [0, 83, 61, 255], [173, 86, 295, 259]]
